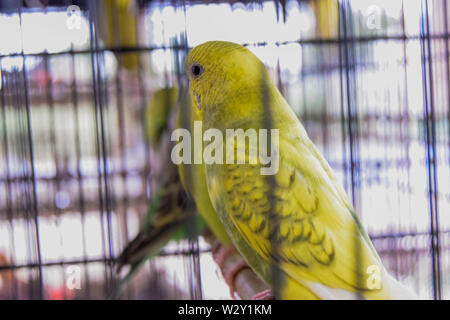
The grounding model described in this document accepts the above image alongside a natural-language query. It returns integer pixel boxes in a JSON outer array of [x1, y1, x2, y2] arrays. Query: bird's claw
[[224, 259, 250, 299], [251, 290, 275, 300]]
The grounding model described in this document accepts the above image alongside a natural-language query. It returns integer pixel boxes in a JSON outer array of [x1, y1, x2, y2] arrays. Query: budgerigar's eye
[[190, 63, 204, 79]]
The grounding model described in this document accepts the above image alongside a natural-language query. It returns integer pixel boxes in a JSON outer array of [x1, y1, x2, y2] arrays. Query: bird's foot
[[212, 244, 251, 300], [212, 244, 236, 269], [224, 259, 250, 299], [251, 290, 275, 300]]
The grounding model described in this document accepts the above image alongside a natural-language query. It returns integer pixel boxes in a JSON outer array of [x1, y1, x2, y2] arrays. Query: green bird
[[112, 85, 231, 298], [111, 87, 204, 298], [116, 86, 229, 272]]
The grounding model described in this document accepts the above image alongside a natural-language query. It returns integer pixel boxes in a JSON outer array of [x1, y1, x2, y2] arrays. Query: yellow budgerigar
[[184, 41, 416, 300]]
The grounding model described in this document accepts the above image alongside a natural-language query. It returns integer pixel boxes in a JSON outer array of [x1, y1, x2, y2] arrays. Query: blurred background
[[0, 0, 449, 300]]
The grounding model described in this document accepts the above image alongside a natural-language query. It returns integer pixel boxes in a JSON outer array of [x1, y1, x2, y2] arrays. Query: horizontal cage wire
[[0, 0, 448, 300]]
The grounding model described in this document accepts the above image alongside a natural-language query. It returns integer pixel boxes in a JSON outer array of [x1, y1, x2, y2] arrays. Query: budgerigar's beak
[[193, 90, 201, 111]]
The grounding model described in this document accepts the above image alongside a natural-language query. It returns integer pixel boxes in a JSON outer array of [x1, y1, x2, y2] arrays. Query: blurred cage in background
[[0, 0, 449, 300]]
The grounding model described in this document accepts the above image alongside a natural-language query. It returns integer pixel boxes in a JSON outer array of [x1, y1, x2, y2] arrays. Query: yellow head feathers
[[185, 41, 273, 125]]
